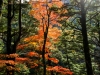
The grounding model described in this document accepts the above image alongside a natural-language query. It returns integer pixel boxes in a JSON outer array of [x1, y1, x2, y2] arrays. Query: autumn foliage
[[47, 66, 73, 75], [16, 0, 73, 75]]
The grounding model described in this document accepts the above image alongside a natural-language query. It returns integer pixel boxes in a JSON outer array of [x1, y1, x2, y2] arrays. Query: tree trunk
[[0, 0, 3, 15], [7, 0, 12, 54], [80, 0, 93, 75], [42, 17, 49, 75], [42, 1, 50, 75], [7, 0, 14, 75]]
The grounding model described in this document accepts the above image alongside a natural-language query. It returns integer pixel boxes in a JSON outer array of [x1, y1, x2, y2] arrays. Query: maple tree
[[16, 0, 73, 75]]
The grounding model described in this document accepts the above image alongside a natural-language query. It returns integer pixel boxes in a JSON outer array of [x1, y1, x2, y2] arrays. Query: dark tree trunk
[[42, 2, 50, 75], [7, 0, 12, 54], [6, 0, 22, 75], [42, 11, 50, 75], [47, 55, 54, 75], [0, 0, 3, 15], [7, 0, 14, 75], [42, 20, 49, 75], [80, 0, 93, 75]]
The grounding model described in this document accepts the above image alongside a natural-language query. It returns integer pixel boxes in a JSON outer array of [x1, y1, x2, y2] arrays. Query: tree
[[29, 0, 63, 75], [58, 0, 100, 75], [55, 0, 99, 75], [86, 0, 100, 74], [0, 0, 38, 75], [80, 0, 93, 75], [16, 0, 72, 75]]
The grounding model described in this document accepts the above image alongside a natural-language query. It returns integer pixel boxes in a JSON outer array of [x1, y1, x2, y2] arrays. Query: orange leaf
[[15, 57, 29, 62], [48, 58, 59, 64], [27, 52, 39, 57]]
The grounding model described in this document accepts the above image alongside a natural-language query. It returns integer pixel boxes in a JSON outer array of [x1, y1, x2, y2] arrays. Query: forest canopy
[[0, 0, 100, 75]]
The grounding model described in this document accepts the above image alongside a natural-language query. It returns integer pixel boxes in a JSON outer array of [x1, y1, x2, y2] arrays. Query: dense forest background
[[0, 0, 100, 75]]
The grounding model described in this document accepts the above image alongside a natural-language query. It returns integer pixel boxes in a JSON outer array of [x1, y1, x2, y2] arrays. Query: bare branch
[[86, 12, 100, 22]]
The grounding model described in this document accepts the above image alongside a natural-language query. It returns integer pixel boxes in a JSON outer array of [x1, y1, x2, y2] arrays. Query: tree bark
[[0, 0, 3, 15], [42, 1, 50, 75], [7, 0, 12, 54], [42, 14, 50, 75], [80, 0, 93, 75], [7, 0, 14, 75], [6, 0, 22, 75]]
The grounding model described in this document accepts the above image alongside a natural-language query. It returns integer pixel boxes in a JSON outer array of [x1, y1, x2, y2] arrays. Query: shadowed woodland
[[0, 0, 100, 75]]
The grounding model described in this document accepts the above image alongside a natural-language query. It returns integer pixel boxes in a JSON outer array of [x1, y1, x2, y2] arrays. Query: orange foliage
[[0, 60, 16, 70], [16, 44, 28, 50], [0, 59, 5, 62], [15, 57, 30, 62], [6, 60, 15, 65], [29, 0, 63, 19], [24, 0, 63, 52], [30, 63, 38, 68], [29, 0, 63, 29], [15, 1, 72, 74], [48, 27, 61, 40], [44, 53, 51, 59], [48, 58, 59, 64], [47, 66, 73, 75], [17, 0, 63, 68], [0, 54, 19, 69], [8, 53, 19, 58], [0, 53, 19, 58], [27, 51, 39, 57]]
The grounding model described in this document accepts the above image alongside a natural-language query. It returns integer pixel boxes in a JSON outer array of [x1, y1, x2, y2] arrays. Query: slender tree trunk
[[7, 0, 14, 75], [48, 55, 54, 75], [42, 34, 47, 75], [42, 15, 49, 75], [7, 0, 22, 74], [18, 0, 21, 45], [80, 0, 93, 75], [0, 0, 3, 15], [7, 0, 12, 54], [6, 0, 22, 75], [42, 1, 50, 75]]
